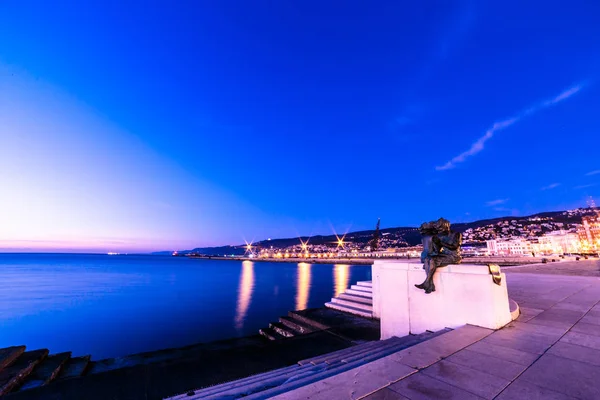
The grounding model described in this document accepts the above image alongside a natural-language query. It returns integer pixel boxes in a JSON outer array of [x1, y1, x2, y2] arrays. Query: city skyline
[[1, 2, 600, 252]]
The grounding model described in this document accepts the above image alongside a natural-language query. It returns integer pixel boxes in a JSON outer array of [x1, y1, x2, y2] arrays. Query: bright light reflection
[[295, 262, 312, 311], [234, 260, 255, 330], [334, 264, 350, 297]]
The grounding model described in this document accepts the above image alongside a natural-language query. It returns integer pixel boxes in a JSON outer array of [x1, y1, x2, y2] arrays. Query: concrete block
[[495, 378, 575, 400], [489, 326, 559, 347], [421, 359, 510, 399], [406, 266, 450, 334], [361, 387, 410, 400], [374, 262, 410, 339], [446, 349, 527, 380], [388, 372, 482, 400], [373, 261, 512, 339], [532, 308, 586, 324], [504, 321, 568, 338], [390, 325, 492, 369], [516, 307, 545, 322], [580, 313, 600, 326], [571, 321, 600, 337], [465, 341, 539, 367], [561, 331, 600, 351], [520, 354, 600, 399], [547, 341, 600, 367], [480, 333, 551, 355], [271, 356, 416, 400]]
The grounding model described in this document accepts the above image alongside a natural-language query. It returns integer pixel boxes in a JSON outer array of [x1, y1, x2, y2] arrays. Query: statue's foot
[[425, 284, 436, 294]]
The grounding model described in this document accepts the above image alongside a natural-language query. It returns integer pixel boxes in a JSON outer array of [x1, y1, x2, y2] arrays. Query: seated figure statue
[[415, 218, 462, 294]]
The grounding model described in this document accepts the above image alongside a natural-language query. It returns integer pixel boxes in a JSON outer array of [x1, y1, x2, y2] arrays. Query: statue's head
[[419, 217, 451, 235], [434, 218, 451, 234]]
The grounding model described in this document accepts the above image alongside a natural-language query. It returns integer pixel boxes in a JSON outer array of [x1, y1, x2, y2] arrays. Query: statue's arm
[[438, 233, 462, 250]]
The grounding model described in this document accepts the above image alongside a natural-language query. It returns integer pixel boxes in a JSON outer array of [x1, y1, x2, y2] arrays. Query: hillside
[[166, 208, 599, 256]]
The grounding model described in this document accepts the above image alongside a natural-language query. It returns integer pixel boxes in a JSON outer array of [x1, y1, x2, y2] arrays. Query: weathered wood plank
[[17, 352, 71, 391], [57, 355, 91, 380], [0, 346, 26, 370], [0, 349, 48, 395]]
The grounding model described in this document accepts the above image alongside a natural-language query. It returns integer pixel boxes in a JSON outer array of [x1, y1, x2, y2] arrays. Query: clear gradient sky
[[1, 1, 599, 253]]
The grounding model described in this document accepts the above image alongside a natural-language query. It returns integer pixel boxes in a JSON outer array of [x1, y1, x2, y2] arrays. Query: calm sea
[[0, 254, 371, 359]]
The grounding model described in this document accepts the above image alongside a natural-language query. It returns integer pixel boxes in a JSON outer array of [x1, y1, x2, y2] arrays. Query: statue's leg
[[424, 255, 457, 293], [415, 259, 431, 289], [423, 261, 438, 293]]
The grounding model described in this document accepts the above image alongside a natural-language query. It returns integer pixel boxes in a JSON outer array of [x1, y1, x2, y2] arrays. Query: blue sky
[[1, 1, 599, 252]]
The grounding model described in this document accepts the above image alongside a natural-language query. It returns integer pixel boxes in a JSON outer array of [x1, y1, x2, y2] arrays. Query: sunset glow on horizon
[[1, 2, 599, 252]]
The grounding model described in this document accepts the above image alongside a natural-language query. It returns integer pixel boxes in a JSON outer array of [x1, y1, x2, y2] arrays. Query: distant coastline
[[188, 255, 556, 266]]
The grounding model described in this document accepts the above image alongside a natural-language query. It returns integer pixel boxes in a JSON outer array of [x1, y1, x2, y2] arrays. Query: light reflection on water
[[234, 261, 255, 330], [333, 264, 350, 297], [295, 262, 312, 311], [0, 254, 371, 358]]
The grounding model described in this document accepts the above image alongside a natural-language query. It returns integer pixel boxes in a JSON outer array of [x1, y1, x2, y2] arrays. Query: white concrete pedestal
[[372, 261, 512, 340]]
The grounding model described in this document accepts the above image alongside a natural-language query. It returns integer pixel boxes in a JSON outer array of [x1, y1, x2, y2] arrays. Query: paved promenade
[[505, 259, 600, 277], [280, 265, 600, 399]]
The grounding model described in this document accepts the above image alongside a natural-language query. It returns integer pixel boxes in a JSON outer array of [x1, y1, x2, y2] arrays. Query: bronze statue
[[415, 218, 462, 294]]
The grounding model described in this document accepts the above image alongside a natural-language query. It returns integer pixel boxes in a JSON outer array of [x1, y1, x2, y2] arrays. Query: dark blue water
[[0, 254, 371, 359]]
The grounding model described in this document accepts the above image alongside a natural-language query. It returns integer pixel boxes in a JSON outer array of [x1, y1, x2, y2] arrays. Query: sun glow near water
[[0, 65, 268, 253]]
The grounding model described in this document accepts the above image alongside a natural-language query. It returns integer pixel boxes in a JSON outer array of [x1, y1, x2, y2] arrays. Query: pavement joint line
[[360, 327, 496, 399], [362, 289, 600, 400], [491, 294, 600, 399]]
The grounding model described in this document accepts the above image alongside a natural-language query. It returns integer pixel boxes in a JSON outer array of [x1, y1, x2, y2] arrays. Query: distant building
[[487, 239, 532, 256], [536, 230, 581, 254], [578, 216, 600, 251]]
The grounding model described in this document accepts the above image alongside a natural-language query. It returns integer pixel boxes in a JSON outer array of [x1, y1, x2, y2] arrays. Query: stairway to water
[[167, 327, 451, 400], [259, 281, 375, 342], [325, 281, 374, 318]]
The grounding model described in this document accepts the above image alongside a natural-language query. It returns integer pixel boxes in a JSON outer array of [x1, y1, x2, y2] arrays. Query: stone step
[[325, 302, 372, 318], [269, 322, 295, 338], [168, 364, 309, 399], [17, 352, 71, 391], [279, 316, 316, 335], [56, 355, 91, 380], [171, 329, 453, 400], [350, 285, 372, 293], [356, 281, 373, 287], [337, 332, 440, 366], [345, 288, 373, 297], [259, 327, 286, 341], [342, 289, 372, 299], [337, 293, 373, 305], [0, 346, 26, 370], [243, 329, 453, 400], [266, 329, 453, 400], [330, 339, 409, 365], [288, 311, 330, 331], [0, 349, 49, 395], [331, 297, 373, 312], [298, 339, 395, 366], [173, 364, 325, 400], [241, 337, 433, 399]]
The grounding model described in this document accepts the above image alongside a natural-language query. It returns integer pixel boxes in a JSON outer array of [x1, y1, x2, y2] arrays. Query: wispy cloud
[[486, 198, 509, 206], [574, 183, 597, 190], [436, 84, 585, 171], [586, 170, 600, 176], [541, 183, 561, 190], [493, 207, 520, 215]]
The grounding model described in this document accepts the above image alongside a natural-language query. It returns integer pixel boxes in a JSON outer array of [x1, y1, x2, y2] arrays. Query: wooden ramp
[[0, 346, 90, 395]]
